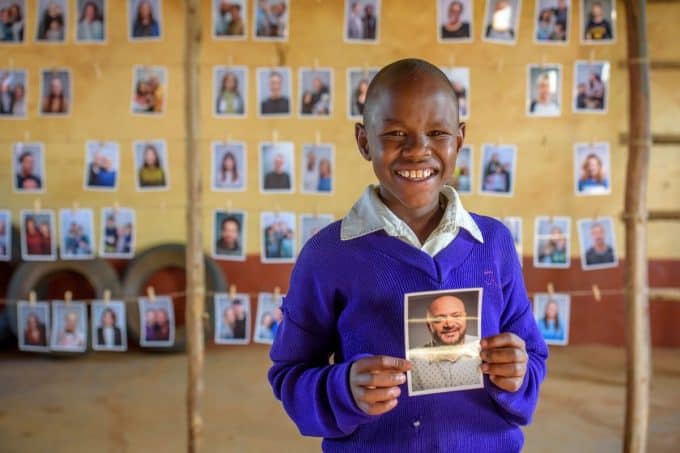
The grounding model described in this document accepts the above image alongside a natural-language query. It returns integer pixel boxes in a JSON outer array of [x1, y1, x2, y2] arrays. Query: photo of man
[[0, 70, 27, 117], [260, 141, 294, 193], [50, 301, 88, 353], [91, 300, 127, 351], [254, 292, 283, 344], [257, 68, 291, 116], [17, 300, 50, 352], [13, 143, 45, 192], [84, 141, 119, 190], [534, 216, 571, 269], [344, 0, 379, 43], [581, 0, 614, 42], [0, 210, 11, 261], [533, 293, 570, 346], [405, 288, 484, 395], [138, 296, 174, 347], [261, 212, 296, 263], [213, 0, 246, 38], [578, 217, 618, 270], [301, 144, 334, 194], [213, 210, 246, 261], [527, 64, 562, 117], [20, 210, 56, 261], [59, 208, 95, 260], [253, 0, 289, 40], [214, 293, 250, 345], [483, 0, 521, 44], [298, 68, 332, 117], [438, 0, 472, 42], [99, 207, 135, 258]]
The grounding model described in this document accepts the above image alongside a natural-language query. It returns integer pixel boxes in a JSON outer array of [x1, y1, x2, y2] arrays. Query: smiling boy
[[269, 58, 548, 452]]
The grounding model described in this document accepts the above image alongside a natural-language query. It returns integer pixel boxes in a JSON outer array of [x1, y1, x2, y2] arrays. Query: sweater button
[[412, 420, 421, 429]]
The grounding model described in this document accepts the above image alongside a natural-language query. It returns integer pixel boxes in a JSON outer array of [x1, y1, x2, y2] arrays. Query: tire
[[5, 258, 122, 355], [121, 243, 227, 353]]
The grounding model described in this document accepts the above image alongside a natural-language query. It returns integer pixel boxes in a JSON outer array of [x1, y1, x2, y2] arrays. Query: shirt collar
[[340, 185, 484, 244]]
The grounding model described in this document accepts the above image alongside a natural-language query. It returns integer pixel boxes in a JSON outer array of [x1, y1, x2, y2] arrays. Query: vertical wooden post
[[623, 1, 651, 452], [185, 0, 204, 452]]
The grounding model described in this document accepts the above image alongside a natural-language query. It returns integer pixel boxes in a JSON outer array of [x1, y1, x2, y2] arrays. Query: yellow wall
[[1, 0, 679, 259]]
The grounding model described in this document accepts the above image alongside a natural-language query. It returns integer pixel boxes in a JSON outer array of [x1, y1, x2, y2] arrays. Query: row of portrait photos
[[9, 140, 613, 197], [0, 207, 619, 271], [16, 289, 573, 355], [0, 61, 610, 119], [15, 291, 283, 353], [0, 0, 618, 46]]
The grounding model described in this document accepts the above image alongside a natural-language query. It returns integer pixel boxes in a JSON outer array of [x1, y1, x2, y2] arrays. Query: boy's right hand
[[349, 355, 412, 416]]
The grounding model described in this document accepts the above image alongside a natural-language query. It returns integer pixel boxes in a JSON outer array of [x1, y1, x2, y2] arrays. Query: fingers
[[481, 347, 528, 364], [352, 355, 412, 374], [481, 361, 527, 378], [352, 384, 401, 404], [481, 333, 525, 351], [350, 356, 410, 416], [352, 370, 406, 388], [356, 398, 399, 416], [489, 375, 524, 393]]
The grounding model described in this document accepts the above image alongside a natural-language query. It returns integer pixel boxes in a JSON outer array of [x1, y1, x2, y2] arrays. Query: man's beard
[[433, 324, 467, 346]]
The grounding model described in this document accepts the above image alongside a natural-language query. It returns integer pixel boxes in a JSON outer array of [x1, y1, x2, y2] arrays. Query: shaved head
[[362, 58, 460, 127]]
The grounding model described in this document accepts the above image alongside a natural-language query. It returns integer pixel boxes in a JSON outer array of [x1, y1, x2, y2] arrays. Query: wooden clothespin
[[103, 289, 111, 305], [497, 58, 504, 73], [146, 286, 156, 301], [226, 199, 233, 212], [449, 54, 456, 68], [275, 204, 281, 217], [363, 62, 370, 78], [540, 55, 547, 69], [589, 49, 596, 66], [272, 129, 279, 145], [113, 201, 120, 213], [313, 57, 320, 71], [541, 135, 547, 146], [314, 205, 321, 219], [497, 136, 504, 146], [314, 131, 321, 147], [72, 201, 79, 213], [64, 291, 72, 305], [8, 57, 14, 70], [227, 55, 234, 66], [229, 284, 237, 299], [33, 199, 42, 212], [94, 63, 102, 80], [29, 291, 37, 305], [273, 286, 281, 299], [24, 130, 30, 142], [547, 282, 555, 296], [225, 133, 232, 145], [592, 284, 602, 302]]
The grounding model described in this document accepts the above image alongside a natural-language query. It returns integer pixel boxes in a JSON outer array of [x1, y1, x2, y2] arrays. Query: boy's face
[[355, 73, 464, 216]]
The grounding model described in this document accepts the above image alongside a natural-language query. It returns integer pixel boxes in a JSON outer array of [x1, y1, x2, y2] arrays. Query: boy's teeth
[[398, 169, 435, 180], [416, 170, 423, 178]]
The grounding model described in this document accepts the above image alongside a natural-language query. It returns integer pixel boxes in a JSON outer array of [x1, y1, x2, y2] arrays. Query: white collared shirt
[[341, 185, 484, 256]]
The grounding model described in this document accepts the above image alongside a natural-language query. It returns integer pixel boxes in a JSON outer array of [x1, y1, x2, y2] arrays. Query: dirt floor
[[1, 345, 679, 453]]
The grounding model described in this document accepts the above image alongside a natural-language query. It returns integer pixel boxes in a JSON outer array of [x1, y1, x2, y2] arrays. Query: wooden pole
[[623, 2, 651, 452], [184, 1, 204, 452]]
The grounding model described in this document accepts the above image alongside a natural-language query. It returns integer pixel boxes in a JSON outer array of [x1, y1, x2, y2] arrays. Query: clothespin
[[363, 62, 370, 78], [589, 49, 596, 66], [8, 57, 14, 70], [33, 199, 42, 212], [540, 55, 547, 69], [103, 289, 111, 305], [272, 129, 279, 145], [593, 207, 600, 222], [226, 199, 233, 212], [547, 282, 555, 296], [314, 205, 321, 219], [24, 130, 30, 142], [227, 55, 234, 66], [449, 54, 456, 68], [592, 284, 602, 302], [29, 291, 37, 305], [497, 58, 504, 73], [498, 136, 504, 146], [64, 291, 72, 305], [273, 286, 281, 299], [72, 201, 79, 213], [314, 131, 321, 146], [113, 201, 120, 213], [94, 63, 102, 80], [275, 204, 281, 216], [225, 133, 232, 144], [313, 57, 320, 71], [229, 284, 237, 299], [147, 286, 156, 301]]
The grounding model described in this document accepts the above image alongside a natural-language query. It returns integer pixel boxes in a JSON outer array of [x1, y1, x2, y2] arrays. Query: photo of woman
[[573, 60, 609, 113], [0, 1, 25, 43], [301, 144, 334, 194], [100, 207, 135, 258], [213, 66, 246, 117], [533, 293, 570, 345], [17, 301, 50, 352], [131, 66, 166, 114], [212, 141, 246, 191], [138, 296, 175, 347], [480, 144, 516, 196], [36, 0, 67, 43], [134, 140, 168, 191], [20, 210, 56, 261], [213, 0, 246, 39], [438, 0, 473, 42], [84, 141, 118, 190], [534, 216, 571, 269], [40, 69, 70, 115], [0, 210, 11, 261], [347, 68, 378, 119], [574, 142, 611, 195], [91, 300, 127, 351], [214, 293, 251, 345], [0, 70, 27, 117], [76, 0, 105, 42], [129, 0, 161, 39]]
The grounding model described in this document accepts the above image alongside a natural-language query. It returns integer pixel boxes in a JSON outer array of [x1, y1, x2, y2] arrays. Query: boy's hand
[[480, 333, 528, 393], [349, 355, 412, 416]]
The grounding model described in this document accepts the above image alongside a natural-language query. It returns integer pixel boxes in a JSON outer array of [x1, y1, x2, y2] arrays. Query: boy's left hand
[[480, 333, 528, 393]]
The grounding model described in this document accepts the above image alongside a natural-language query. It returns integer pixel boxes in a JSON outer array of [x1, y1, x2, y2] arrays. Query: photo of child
[[527, 64, 562, 117], [534, 216, 571, 268], [581, 0, 614, 43], [59, 208, 95, 260], [36, 0, 67, 43]]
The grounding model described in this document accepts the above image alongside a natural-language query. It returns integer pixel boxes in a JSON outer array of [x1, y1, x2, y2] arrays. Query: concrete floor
[[1, 346, 678, 453]]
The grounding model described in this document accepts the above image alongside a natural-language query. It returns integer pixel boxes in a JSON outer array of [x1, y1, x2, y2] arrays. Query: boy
[[269, 59, 548, 452]]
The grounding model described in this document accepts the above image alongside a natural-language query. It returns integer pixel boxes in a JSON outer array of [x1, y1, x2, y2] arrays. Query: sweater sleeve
[[268, 244, 376, 438], [486, 226, 549, 426]]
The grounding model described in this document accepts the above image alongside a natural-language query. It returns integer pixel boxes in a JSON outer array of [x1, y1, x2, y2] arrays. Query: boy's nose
[[402, 134, 432, 158]]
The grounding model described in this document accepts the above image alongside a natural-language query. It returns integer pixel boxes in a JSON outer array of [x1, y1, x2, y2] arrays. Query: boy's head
[[355, 58, 465, 216]]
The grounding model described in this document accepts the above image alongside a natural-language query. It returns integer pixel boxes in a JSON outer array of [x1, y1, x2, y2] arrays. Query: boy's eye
[[428, 130, 449, 137], [383, 130, 407, 137]]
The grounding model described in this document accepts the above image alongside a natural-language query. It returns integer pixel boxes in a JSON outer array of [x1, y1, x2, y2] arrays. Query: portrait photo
[[581, 0, 614, 43], [131, 65, 167, 115], [13, 142, 45, 193], [254, 291, 283, 344], [134, 140, 169, 191], [138, 296, 175, 347], [50, 300, 88, 353], [212, 141, 246, 190], [533, 292, 570, 346], [253, 0, 289, 41], [534, 0, 569, 44], [574, 141, 610, 196], [17, 300, 50, 352], [257, 67, 291, 117], [479, 144, 516, 196], [0, 70, 27, 117], [534, 216, 571, 269], [261, 211, 296, 263], [84, 141, 119, 190], [0, 0, 25, 43], [405, 288, 483, 396], [527, 64, 562, 117], [440, 67, 470, 120], [100, 207, 135, 258], [214, 292, 251, 345], [299, 214, 334, 250], [573, 60, 609, 113], [260, 141, 294, 193], [129, 0, 162, 40], [213, 0, 246, 39], [298, 68, 332, 117], [40, 69, 71, 115], [501, 216, 523, 260], [35, 0, 67, 43], [578, 216, 618, 270], [0, 210, 10, 261], [213, 66, 247, 117], [76, 0, 106, 43], [347, 67, 378, 119], [59, 208, 95, 260], [301, 143, 334, 194], [450, 145, 472, 194], [482, 0, 521, 45], [20, 209, 56, 261], [344, 0, 379, 43], [91, 300, 127, 351], [438, 0, 473, 42], [213, 210, 246, 261]]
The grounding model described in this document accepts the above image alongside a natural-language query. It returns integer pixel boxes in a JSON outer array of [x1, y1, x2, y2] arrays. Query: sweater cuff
[[329, 353, 378, 433]]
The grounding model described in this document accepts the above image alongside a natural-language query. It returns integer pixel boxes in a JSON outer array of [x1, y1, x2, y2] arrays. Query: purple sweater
[[269, 214, 548, 452]]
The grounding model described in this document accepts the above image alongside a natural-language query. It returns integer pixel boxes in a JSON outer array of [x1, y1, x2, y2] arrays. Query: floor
[[0, 346, 678, 453]]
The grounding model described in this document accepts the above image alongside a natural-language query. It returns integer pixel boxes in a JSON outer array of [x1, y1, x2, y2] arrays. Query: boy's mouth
[[395, 168, 438, 182]]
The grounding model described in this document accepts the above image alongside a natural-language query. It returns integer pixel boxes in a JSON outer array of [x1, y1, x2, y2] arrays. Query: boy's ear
[[354, 123, 371, 161], [456, 122, 466, 151]]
